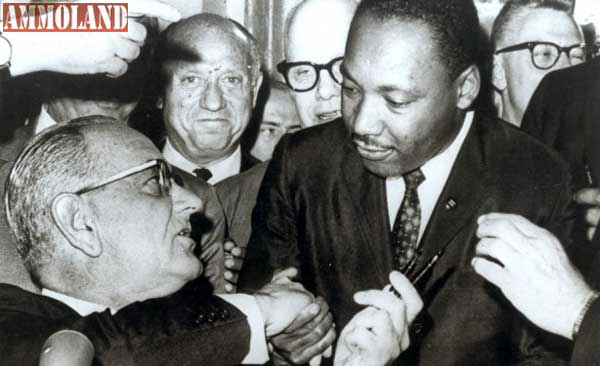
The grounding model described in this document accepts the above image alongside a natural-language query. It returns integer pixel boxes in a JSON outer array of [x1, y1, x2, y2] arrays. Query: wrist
[[571, 290, 600, 340], [252, 293, 274, 337]]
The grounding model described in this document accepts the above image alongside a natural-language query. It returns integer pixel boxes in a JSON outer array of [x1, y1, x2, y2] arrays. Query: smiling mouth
[[316, 110, 341, 122]]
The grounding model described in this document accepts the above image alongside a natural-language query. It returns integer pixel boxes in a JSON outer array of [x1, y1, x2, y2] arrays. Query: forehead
[[286, 3, 354, 63], [263, 89, 298, 121], [515, 9, 581, 44], [90, 129, 162, 173], [346, 18, 445, 88], [168, 29, 250, 73]]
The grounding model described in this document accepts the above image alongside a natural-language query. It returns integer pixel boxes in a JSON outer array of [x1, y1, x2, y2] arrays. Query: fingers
[[128, 0, 182, 23], [471, 256, 508, 289], [284, 297, 330, 334], [272, 267, 298, 283], [574, 188, 600, 206], [103, 57, 128, 78], [389, 271, 423, 322], [475, 237, 519, 268], [297, 326, 337, 364], [122, 20, 147, 45], [585, 207, 600, 226], [113, 38, 141, 63], [353, 289, 406, 336]]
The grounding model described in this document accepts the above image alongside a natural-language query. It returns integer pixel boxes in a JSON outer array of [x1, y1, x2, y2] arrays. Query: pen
[[388, 243, 449, 298]]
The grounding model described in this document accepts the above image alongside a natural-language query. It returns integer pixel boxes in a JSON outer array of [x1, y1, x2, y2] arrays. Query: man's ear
[[455, 64, 481, 110], [251, 72, 264, 108], [156, 96, 164, 109], [492, 55, 508, 92], [51, 194, 102, 258]]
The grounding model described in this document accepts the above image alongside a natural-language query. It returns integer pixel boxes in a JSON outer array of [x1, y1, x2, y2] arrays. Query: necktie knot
[[194, 168, 213, 182], [403, 168, 425, 190]]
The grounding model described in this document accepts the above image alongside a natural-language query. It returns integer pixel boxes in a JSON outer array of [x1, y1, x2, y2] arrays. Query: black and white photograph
[[0, 0, 599, 365]]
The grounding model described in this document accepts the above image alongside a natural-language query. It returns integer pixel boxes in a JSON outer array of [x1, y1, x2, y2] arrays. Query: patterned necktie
[[194, 168, 213, 182], [391, 168, 425, 271]]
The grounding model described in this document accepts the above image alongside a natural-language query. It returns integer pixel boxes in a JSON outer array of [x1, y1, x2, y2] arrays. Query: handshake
[[252, 268, 423, 366]]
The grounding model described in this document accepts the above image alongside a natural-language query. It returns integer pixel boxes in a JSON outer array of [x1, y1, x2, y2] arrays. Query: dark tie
[[194, 168, 213, 182], [391, 168, 425, 271]]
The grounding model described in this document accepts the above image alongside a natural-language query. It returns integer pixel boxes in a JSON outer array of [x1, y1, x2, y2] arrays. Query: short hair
[[4, 116, 118, 281], [354, 0, 481, 79], [158, 14, 262, 87], [492, 0, 575, 49]]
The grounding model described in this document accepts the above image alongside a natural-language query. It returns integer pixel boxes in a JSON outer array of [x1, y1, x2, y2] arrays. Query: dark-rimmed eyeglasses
[[74, 159, 172, 196], [277, 57, 343, 92], [495, 41, 586, 70]]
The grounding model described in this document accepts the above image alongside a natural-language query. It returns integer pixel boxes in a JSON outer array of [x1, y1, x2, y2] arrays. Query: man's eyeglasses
[[277, 57, 343, 92], [74, 159, 172, 196], [495, 41, 587, 70]]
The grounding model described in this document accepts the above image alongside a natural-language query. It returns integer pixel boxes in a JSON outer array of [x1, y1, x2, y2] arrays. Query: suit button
[[194, 314, 206, 325], [220, 309, 230, 320], [207, 311, 217, 323]]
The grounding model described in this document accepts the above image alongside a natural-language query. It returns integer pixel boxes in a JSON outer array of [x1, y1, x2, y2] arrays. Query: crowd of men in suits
[[0, 0, 600, 364]]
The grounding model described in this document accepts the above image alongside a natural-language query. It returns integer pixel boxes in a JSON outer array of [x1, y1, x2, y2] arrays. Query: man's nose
[[316, 70, 341, 101], [351, 97, 383, 136], [200, 80, 226, 111], [171, 181, 203, 216]]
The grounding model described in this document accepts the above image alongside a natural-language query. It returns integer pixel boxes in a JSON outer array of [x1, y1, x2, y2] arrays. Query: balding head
[[7, 116, 202, 308], [160, 13, 261, 84], [283, 0, 358, 127]]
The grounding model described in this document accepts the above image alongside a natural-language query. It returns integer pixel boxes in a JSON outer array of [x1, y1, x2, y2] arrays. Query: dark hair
[[354, 0, 481, 79], [4, 116, 118, 281], [492, 0, 575, 49]]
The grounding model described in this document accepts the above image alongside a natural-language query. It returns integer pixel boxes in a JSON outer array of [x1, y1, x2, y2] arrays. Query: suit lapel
[[418, 114, 491, 266], [341, 141, 392, 280]]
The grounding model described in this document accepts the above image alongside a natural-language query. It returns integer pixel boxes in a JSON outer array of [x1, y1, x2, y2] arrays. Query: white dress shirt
[[163, 139, 242, 184], [31, 105, 58, 134], [386, 111, 474, 244], [41, 289, 269, 364]]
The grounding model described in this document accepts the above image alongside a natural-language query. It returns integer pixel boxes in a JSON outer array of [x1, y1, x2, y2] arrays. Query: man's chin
[[361, 160, 404, 179]]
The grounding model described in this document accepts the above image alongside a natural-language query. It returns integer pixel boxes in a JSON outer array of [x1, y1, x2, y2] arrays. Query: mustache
[[351, 134, 394, 150]]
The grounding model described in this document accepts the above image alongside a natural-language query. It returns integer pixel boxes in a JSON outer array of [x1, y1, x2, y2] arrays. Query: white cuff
[[218, 293, 269, 364]]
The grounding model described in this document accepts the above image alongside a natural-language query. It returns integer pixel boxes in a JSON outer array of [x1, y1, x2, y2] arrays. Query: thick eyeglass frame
[[277, 56, 344, 92], [495, 41, 587, 70], [74, 159, 172, 196]]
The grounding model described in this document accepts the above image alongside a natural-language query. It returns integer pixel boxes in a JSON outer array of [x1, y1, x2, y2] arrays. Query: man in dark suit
[[0, 116, 319, 365], [239, 0, 573, 364], [521, 58, 600, 274], [158, 14, 261, 186]]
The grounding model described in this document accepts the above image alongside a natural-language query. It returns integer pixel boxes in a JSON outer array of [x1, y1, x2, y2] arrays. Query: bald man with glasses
[[491, 0, 585, 127]]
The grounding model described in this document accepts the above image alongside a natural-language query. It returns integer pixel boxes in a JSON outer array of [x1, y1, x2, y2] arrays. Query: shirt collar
[[33, 105, 58, 135], [162, 139, 242, 184], [41, 288, 115, 316]]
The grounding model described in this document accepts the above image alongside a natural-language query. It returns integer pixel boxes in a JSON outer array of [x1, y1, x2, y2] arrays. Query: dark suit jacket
[[239, 115, 573, 365], [521, 58, 600, 190], [0, 280, 250, 366], [571, 298, 600, 366], [216, 162, 268, 250], [521, 59, 600, 276]]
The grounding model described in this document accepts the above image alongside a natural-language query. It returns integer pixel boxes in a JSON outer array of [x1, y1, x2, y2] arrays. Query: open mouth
[[316, 110, 341, 122]]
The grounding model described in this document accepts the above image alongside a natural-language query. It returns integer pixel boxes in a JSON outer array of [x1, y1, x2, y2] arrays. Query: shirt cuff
[[218, 293, 269, 364]]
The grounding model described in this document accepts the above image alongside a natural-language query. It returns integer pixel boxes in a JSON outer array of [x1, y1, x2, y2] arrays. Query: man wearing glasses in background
[[278, 0, 359, 128], [491, 0, 585, 127]]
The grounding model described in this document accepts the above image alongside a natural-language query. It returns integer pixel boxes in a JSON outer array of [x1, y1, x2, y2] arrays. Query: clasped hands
[[252, 266, 423, 366]]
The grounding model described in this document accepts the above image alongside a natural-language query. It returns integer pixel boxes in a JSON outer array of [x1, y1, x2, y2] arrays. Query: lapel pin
[[445, 198, 457, 210]]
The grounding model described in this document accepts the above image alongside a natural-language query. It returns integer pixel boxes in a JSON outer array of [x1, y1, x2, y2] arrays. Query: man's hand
[[472, 213, 596, 339], [9, 0, 181, 77], [270, 296, 336, 365], [574, 188, 600, 241], [224, 239, 244, 293], [334, 272, 423, 366], [253, 268, 316, 337]]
